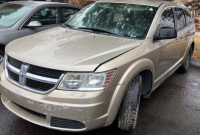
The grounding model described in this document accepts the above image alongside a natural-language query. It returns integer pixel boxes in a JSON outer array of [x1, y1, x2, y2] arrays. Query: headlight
[[57, 70, 116, 91]]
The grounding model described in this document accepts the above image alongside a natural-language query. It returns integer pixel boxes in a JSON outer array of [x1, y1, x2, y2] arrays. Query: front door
[[18, 7, 61, 38], [155, 7, 179, 79]]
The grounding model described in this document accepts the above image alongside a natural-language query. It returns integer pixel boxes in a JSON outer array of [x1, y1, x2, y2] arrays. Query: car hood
[[6, 27, 143, 72]]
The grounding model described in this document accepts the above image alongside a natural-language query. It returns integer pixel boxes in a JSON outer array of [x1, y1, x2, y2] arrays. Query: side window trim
[[182, 8, 187, 27], [184, 9, 188, 26], [172, 7, 178, 31]]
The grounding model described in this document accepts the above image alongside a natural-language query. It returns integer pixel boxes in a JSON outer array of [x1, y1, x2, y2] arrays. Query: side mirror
[[27, 21, 42, 28], [154, 27, 177, 40]]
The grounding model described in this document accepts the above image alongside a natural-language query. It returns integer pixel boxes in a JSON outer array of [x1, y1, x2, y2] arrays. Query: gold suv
[[0, 0, 195, 132]]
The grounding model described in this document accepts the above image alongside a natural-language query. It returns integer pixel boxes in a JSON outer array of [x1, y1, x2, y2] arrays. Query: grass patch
[[192, 36, 200, 60]]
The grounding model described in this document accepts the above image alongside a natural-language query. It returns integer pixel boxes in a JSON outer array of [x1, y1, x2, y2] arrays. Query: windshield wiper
[[77, 27, 125, 37]]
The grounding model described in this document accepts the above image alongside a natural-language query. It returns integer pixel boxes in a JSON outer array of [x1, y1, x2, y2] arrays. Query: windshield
[[0, 3, 33, 28], [67, 3, 158, 39]]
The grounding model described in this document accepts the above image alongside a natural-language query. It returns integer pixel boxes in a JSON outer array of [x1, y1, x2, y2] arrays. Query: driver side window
[[28, 7, 59, 26], [155, 8, 175, 36]]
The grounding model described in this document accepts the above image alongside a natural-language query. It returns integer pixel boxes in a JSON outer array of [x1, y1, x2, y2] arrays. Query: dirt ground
[[192, 36, 200, 60]]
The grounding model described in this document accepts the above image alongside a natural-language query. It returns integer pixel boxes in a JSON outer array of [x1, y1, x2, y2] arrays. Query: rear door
[[174, 7, 189, 59], [18, 6, 61, 38], [184, 8, 195, 49]]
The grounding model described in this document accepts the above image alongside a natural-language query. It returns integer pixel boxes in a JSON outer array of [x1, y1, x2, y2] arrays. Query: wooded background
[[69, 0, 174, 7], [51, 0, 200, 9], [69, 0, 95, 6]]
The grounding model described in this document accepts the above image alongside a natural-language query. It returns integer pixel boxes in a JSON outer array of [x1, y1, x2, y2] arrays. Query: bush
[[69, 0, 95, 7]]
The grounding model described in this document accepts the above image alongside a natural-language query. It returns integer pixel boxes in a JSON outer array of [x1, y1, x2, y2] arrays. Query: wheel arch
[[0, 44, 5, 52], [182, 36, 195, 62], [139, 69, 153, 96], [118, 58, 155, 91], [104, 58, 155, 126], [191, 42, 195, 54]]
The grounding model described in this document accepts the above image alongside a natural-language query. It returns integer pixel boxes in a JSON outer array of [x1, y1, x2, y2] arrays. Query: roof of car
[[7, 1, 82, 8], [98, 0, 175, 7]]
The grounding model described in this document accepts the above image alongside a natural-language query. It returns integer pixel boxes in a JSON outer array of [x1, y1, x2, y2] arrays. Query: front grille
[[28, 65, 63, 79], [26, 78, 55, 91], [13, 102, 46, 119], [6, 56, 64, 93], [50, 117, 85, 129], [7, 69, 19, 82], [8, 56, 23, 69]]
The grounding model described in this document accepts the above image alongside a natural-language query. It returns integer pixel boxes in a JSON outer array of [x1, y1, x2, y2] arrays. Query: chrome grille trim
[[7, 69, 19, 82], [7, 63, 20, 74], [25, 73, 58, 84], [5, 55, 64, 94]]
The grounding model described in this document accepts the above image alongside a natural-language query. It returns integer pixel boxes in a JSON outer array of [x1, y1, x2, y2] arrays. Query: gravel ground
[[0, 66, 200, 135]]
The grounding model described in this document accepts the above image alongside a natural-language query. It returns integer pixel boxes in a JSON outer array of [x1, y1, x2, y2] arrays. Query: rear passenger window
[[184, 9, 193, 25], [60, 7, 79, 23], [156, 8, 175, 36], [175, 8, 186, 30]]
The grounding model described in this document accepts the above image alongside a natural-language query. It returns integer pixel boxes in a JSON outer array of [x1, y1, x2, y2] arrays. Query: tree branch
[[185, 0, 200, 6]]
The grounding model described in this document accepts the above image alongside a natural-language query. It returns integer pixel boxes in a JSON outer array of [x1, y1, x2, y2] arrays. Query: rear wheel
[[178, 47, 192, 74], [118, 74, 142, 131]]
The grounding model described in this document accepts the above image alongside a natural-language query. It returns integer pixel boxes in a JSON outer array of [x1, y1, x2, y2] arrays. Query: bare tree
[[182, 0, 200, 7]]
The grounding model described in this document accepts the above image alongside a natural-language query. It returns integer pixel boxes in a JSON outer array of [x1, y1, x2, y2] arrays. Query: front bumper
[[0, 68, 126, 132]]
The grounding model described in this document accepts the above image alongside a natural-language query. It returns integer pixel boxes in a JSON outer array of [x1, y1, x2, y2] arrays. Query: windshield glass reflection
[[0, 3, 33, 28], [67, 3, 158, 39]]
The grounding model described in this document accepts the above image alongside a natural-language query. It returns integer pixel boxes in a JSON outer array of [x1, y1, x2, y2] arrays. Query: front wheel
[[178, 47, 192, 74], [118, 74, 142, 131]]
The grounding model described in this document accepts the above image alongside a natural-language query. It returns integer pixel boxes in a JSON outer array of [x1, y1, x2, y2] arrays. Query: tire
[[118, 74, 142, 131], [178, 47, 192, 74]]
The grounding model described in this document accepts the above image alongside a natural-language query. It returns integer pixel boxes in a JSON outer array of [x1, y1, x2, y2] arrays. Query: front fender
[[119, 58, 155, 85], [0, 29, 18, 46], [103, 58, 155, 127]]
